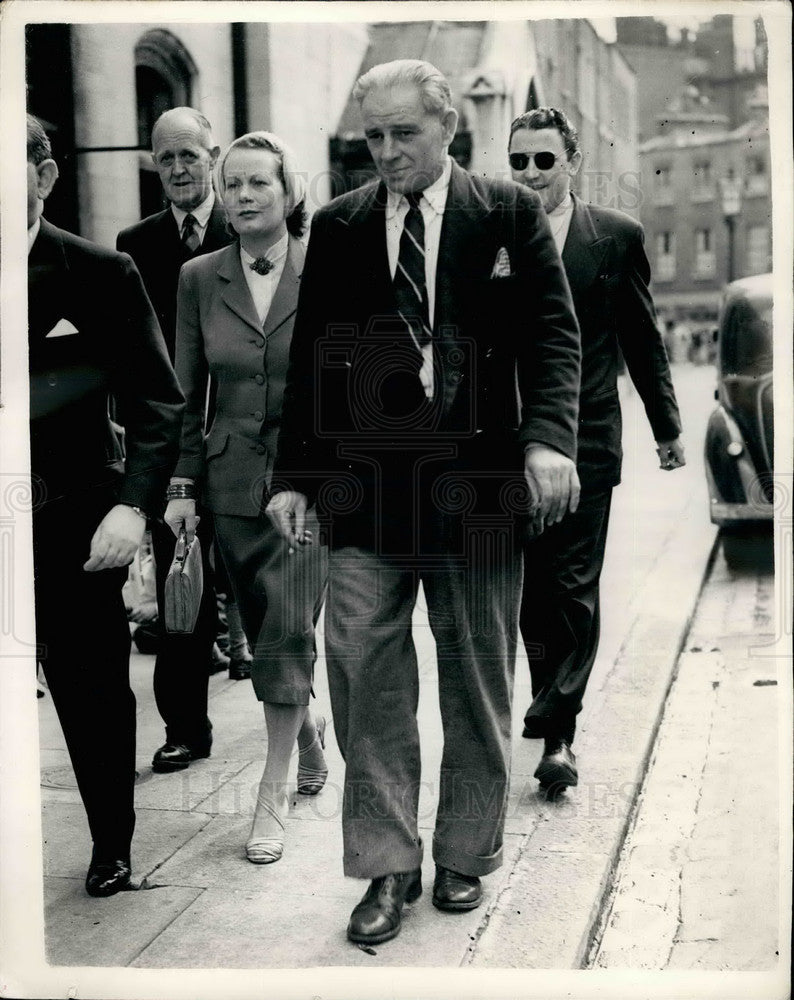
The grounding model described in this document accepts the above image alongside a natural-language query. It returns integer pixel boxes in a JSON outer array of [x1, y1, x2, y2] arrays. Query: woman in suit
[[165, 132, 328, 864]]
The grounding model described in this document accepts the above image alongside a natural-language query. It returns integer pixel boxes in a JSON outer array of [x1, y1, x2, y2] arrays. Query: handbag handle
[[174, 527, 188, 568]]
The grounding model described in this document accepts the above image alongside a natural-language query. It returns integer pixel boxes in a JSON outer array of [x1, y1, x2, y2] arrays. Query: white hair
[[353, 59, 452, 117]]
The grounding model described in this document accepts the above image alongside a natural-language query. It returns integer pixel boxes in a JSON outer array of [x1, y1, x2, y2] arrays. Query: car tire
[[720, 526, 773, 571]]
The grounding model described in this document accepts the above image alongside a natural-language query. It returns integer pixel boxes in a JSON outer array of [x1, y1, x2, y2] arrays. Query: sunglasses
[[508, 151, 558, 171]]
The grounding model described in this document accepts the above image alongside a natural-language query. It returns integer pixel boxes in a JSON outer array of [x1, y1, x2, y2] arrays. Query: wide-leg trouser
[[519, 489, 612, 742], [33, 489, 136, 858], [325, 529, 522, 880]]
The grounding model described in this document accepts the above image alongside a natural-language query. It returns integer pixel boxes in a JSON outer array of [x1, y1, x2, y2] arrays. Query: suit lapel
[[562, 195, 611, 301], [263, 237, 304, 339], [28, 219, 68, 343], [334, 182, 393, 306], [217, 244, 262, 334]]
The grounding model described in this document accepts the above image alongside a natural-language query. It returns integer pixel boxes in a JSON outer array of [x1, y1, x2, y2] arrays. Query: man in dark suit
[[117, 108, 237, 775], [27, 115, 184, 895], [268, 61, 581, 945], [508, 108, 684, 789]]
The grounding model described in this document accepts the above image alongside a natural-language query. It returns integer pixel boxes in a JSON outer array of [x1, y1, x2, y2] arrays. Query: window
[[692, 160, 713, 201], [653, 164, 673, 205], [746, 224, 770, 275], [655, 231, 676, 280], [745, 154, 768, 196], [694, 228, 716, 278]]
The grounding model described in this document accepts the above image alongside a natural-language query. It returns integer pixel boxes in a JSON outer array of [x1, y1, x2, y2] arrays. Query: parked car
[[704, 273, 774, 566]]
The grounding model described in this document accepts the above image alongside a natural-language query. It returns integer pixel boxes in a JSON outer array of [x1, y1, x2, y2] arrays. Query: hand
[[656, 438, 686, 471], [265, 490, 312, 554], [164, 498, 200, 542], [83, 504, 146, 572], [524, 444, 581, 526]]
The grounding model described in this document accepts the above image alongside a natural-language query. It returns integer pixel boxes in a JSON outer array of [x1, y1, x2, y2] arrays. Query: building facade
[[639, 102, 771, 325], [26, 21, 369, 247]]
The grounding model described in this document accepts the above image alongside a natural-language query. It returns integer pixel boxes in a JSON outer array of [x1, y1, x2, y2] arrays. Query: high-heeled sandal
[[245, 793, 287, 864], [297, 715, 329, 796]]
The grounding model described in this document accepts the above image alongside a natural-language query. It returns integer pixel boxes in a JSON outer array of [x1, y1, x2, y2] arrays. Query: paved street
[[25, 362, 785, 993]]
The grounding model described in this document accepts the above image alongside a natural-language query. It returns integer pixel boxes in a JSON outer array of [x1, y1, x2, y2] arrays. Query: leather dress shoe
[[209, 642, 231, 675], [152, 740, 211, 772], [228, 656, 252, 681], [432, 865, 482, 911], [534, 737, 578, 788], [347, 869, 422, 945], [85, 856, 131, 897]]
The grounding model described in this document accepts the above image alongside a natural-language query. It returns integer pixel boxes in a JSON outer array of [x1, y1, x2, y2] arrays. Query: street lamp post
[[719, 175, 743, 284]]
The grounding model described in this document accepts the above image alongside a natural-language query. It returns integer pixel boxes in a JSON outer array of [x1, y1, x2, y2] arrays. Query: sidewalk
[[37, 365, 718, 973]]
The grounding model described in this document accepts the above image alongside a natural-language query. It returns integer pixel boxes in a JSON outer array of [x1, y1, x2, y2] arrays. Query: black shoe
[[432, 865, 482, 911], [534, 737, 578, 788], [209, 642, 230, 675], [228, 657, 252, 681], [152, 740, 211, 772], [347, 870, 422, 945], [85, 855, 131, 897]]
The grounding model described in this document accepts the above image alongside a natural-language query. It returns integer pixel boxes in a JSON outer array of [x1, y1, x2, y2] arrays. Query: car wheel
[[720, 526, 773, 571]]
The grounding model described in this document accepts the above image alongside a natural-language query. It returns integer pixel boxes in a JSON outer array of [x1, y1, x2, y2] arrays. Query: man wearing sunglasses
[[509, 108, 684, 790]]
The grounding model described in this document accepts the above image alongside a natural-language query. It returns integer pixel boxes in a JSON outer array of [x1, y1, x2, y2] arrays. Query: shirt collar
[[171, 190, 215, 231], [547, 192, 574, 218], [386, 155, 453, 218], [240, 231, 289, 270], [28, 217, 41, 255]]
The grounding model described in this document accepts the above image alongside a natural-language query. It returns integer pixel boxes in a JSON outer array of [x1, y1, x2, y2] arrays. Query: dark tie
[[393, 192, 431, 353], [181, 213, 200, 254]]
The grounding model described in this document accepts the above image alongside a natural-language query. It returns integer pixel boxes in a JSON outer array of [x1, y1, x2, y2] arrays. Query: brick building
[[639, 93, 771, 325]]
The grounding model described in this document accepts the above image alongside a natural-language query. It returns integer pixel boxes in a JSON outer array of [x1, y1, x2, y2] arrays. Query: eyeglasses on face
[[508, 151, 558, 171]]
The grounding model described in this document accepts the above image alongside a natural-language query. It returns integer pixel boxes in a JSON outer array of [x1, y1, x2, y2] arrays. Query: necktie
[[181, 213, 200, 254], [393, 192, 431, 353]]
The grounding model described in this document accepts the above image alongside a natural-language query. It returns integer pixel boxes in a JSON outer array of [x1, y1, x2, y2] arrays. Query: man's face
[[361, 83, 458, 194], [151, 116, 219, 211], [509, 127, 581, 212]]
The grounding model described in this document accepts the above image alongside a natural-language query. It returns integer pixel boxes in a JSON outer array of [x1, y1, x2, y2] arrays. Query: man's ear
[[441, 107, 459, 147], [568, 150, 583, 178], [36, 159, 59, 201], [208, 145, 221, 168]]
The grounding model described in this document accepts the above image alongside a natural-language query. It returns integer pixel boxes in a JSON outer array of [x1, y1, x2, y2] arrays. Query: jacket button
[[256, 444, 266, 455], [254, 410, 264, 421], [254, 373, 265, 385], [257, 338, 265, 348]]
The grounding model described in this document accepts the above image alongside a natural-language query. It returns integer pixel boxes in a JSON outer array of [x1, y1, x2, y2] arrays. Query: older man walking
[[268, 60, 581, 944], [117, 108, 240, 775]]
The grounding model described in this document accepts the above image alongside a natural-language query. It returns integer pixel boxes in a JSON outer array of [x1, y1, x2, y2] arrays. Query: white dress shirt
[[385, 155, 453, 399], [171, 190, 216, 246], [28, 217, 41, 254], [240, 232, 289, 327], [547, 192, 575, 253]]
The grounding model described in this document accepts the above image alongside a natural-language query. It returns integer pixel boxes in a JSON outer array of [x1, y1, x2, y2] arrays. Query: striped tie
[[393, 192, 432, 353], [181, 213, 200, 254]]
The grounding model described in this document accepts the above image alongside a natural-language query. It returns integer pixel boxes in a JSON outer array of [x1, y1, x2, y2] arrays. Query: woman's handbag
[[163, 528, 204, 633]]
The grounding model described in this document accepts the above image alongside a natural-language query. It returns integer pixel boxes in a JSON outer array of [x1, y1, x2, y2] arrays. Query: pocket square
[[491, 247, 512, 278], [45, 319, 79, 338]]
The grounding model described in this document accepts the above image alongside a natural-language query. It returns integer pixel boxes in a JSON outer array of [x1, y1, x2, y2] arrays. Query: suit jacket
[[116, 199, 232, 360], [173, 237, 305, 518], [28, 218, 185, 512], [273, 161, 581, 550], [562, 194, 681, 490]]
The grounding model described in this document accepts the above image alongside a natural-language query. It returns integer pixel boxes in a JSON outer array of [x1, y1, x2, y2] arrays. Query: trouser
[[325, 526, 522, 881], [519, 489, 612, 743], [33, 488, 136, 858], [151, 513, 216, 746]]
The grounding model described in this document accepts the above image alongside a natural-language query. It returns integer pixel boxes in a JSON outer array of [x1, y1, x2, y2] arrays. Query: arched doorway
[[134, 29, 197, 216]]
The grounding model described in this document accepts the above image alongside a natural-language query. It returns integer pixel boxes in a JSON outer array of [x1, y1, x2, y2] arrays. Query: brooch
[[250, 257, 275, 275]]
